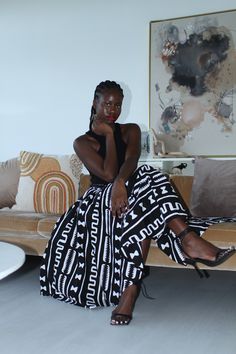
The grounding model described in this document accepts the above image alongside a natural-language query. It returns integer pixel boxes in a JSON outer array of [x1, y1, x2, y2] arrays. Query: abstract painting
[[150, 9, 236, 155]]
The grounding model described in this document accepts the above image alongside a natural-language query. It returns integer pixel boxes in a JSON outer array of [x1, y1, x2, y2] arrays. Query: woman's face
[[93, 89, 123, 123]]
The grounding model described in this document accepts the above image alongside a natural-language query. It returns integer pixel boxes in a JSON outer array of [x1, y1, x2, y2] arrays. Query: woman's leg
[[111, 166, 235, 324], [110, 239, 151, 325], [167, 217, 235, 276], [168, 218, 220, 261]]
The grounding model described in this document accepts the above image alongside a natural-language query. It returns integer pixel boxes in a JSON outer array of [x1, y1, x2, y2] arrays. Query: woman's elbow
[[103, 171, 116, 183]]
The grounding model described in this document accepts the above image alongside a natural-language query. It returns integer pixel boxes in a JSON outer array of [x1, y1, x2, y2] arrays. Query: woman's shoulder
[[120, 122, 141, 133], [120, 123, 140, 131], [73, 133, 96, 148], [74, 133, 87, 145]]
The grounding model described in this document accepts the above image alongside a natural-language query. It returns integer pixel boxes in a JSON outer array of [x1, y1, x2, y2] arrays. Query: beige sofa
[[0, 152, 82, 256], [1, 170, 236, 271]]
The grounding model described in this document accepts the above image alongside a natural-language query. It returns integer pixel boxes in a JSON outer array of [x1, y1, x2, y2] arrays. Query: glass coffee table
[[0, 242, 25, 280]]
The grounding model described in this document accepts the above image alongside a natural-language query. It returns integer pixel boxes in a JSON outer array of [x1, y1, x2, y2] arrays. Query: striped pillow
[[12, 151, 83, 214]]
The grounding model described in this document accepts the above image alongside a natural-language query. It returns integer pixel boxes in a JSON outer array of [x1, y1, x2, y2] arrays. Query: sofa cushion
[[79, 174, 91, 196], [170, 175, 193, 209], [0, 210, 57, 235], [38, 216, 59, 237], [0, 157, 20, 209], [12, 151, 83, 214], [190, 157, 236, 217]]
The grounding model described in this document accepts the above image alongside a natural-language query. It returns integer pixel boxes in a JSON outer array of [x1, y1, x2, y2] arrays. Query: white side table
[[139, 157, 195, 175], [0, 242, 25, 280]]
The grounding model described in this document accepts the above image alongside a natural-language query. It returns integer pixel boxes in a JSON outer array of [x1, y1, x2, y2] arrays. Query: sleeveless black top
[[86, 123, 127, 185]]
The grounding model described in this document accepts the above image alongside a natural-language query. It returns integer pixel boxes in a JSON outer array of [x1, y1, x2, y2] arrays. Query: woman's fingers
[[120, 201, 129, 214], [111, 200, 129, 218]]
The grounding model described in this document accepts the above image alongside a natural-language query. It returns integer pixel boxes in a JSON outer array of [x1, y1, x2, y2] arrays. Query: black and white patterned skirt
[[40, 164, 236, 308]]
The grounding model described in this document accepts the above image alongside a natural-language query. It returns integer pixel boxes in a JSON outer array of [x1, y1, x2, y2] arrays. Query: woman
[[40, 80, 235, 325]]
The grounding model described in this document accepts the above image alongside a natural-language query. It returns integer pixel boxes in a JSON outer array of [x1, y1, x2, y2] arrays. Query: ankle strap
[[177, 226, 193, 241]]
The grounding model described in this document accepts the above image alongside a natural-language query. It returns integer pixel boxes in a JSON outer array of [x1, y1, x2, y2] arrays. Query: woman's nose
[[109, 105, 116, 113]]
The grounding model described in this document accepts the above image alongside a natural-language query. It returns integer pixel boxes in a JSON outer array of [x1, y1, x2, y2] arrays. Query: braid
[[93, 80, 124, 100], [89, 80, 124, 123]]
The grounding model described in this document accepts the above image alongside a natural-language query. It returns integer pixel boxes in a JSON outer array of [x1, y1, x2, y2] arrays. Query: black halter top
[[86, 123, 127, 185]]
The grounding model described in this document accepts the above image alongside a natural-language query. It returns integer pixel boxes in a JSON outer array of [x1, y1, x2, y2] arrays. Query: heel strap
[[141, 282, 156, 300], [177, 227, 210, 279], [177, 226, 193, 242]]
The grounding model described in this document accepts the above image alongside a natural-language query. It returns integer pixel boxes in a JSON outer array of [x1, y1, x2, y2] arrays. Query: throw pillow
[[12, 151, 83, 214], [190, 157, 236, 217], [0, 157, 20, 209]]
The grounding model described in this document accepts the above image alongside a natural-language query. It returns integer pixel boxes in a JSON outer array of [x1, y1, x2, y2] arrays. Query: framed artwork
[[150, 9, 236, 156]]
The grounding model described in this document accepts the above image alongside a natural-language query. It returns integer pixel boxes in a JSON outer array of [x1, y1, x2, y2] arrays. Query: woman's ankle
[[180, 231, 219, 260], [114, 284, 139, 313]]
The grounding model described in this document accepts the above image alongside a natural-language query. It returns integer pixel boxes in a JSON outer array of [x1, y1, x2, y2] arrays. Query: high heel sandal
[[110, 267, 154, 325], [177, 226, 236, 278], [110, 281, 141, 326]]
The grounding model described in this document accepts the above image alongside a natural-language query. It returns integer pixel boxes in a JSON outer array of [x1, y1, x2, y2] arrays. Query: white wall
[[1, 0, 235, 160]]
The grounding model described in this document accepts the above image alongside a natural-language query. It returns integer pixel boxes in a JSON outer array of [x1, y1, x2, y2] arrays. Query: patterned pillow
[[12, 151, 83, 214]]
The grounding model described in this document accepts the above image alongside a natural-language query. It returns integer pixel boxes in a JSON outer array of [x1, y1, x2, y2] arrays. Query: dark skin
[[74, 89, 141, 218], [74, 87, 221, 325]]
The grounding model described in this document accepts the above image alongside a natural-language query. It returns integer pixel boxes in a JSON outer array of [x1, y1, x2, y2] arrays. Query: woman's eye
[[104, 102, 121, 109]]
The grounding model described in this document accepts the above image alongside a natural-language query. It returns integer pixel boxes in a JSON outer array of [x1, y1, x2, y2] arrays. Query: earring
[[90, 106, 97, 122]]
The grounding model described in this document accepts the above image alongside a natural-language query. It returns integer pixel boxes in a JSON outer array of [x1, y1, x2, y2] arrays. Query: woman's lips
[[107, 116, 115, 122]]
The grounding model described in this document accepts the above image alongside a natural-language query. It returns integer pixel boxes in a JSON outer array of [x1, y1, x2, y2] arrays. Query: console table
[[139, 156, 194, 175], [139, 155, 236, 175]]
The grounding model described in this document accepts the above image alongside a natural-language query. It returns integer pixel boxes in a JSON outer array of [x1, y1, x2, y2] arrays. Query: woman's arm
[[116, 123, 141, 182], [74, 120, 118, 182], [110, 123, 141, 217]]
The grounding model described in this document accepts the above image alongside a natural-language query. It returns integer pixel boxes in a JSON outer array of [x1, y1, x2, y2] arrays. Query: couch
[[1, 154, 236, 271], [0, 151, 83, 256]]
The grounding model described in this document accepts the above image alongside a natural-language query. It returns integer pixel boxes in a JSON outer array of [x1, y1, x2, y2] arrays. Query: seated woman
[[40, 80, 235, 326]]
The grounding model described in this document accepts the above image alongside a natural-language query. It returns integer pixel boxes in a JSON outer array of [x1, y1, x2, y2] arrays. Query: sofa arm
[[170, 175, 193, 210]]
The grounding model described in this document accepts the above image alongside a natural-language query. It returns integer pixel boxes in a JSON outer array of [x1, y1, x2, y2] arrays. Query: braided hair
[[90, 80, 124, 122]]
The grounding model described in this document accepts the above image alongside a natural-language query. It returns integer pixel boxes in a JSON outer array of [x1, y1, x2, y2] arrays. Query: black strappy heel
[[132, 266, 156, 300], [110, 266, 155, 326], [177, 226, 236, 278]]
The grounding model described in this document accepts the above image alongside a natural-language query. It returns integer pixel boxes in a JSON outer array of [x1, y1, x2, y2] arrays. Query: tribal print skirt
[[40, 164, 236, 308]]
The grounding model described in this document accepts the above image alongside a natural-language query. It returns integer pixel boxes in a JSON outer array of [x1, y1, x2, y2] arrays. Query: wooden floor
[[0, 256, 236, 354]]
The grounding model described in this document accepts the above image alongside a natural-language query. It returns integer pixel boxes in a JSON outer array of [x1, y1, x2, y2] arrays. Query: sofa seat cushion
[[147, 222, 236, 270], [203, 222, 236, 247], [38, 216, 59, 237], [150, 222, 236, 249], [0, 211, 58, 238]]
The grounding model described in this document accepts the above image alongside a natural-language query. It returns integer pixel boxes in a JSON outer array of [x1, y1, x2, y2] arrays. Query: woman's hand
[[92, 115, 113, 136], [110, 179, 129, 218]]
